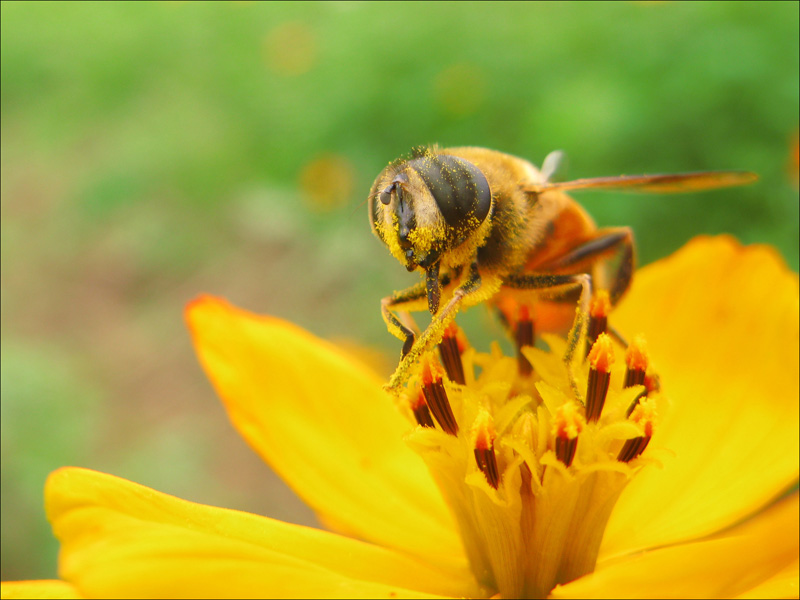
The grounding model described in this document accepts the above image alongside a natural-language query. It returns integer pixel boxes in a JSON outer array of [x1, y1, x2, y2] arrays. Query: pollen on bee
[[553, 402, 584, 467], [421, 354, 443, 385]]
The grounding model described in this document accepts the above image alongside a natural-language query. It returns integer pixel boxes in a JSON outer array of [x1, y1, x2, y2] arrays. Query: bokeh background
[[2, 1, 798, 581]]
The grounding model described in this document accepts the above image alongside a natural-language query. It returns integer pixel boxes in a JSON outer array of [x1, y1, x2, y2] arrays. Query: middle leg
[[502, 272, 593, 400]]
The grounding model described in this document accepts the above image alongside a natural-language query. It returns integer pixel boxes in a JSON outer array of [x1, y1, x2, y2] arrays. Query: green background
[[2, 1, 798, 581]]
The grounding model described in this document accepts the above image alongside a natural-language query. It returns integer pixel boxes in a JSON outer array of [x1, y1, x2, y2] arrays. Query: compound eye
[[379, 185, 393, 205], [408, 154, 491, 233]]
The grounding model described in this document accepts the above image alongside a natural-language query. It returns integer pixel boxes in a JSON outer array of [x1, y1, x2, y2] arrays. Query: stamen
[[624, 335, 649, 388], [438, 321, 466, 385], [585, 290, 611, 357], [421, 356, 459, 436], [473, 409, 500, 489], [618, 397, 657, 462], [624, 335, 649, 416], [398, 315, 664, 599], [410, 390, 435, 428], [515, 305, 535, 376], [585, 333, 614, 422], [645, 372, 661, 395], [553, 402, 584, 467]]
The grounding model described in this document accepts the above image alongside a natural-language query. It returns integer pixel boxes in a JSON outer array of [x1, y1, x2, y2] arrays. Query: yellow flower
[[1, 236, 798, 599]]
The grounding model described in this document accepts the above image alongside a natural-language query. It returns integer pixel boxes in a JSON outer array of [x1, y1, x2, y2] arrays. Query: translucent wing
[[524, 171, 758, 195], [539, 150, 566, 183]]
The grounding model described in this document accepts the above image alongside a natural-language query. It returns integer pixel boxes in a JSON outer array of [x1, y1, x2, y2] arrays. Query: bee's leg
[[502, 272, 592, 400], [386, 263, 484, 393], [544, 227, 634, 304], [381, 281, 429, 357], [607, 325, 628, 348], [494, 306, 512, 335]]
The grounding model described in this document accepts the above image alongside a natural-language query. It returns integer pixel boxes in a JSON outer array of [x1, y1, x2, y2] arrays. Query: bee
[[368, 146, 757, 392]]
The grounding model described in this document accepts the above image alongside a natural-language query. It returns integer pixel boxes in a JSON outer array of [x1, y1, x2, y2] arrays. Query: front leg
[[381, 281, 428, 357], [385, 263, 483, 394]]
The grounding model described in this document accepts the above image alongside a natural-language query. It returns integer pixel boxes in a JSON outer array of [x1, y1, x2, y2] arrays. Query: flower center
[[395, 297, 662, 599]]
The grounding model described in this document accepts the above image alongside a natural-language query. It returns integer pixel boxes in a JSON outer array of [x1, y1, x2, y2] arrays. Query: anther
[[410, 390, 435, 428], [618, 397, 657, 463], [473, 409, 500, 489], [515, 305, 535, 376], [645, 372, 661, 395], [421, 356, 459, 436], [624, 335, 648, 388], [438, 321, 466, 385], [585, 290, 611, 358], [585, 333, 614, 422], [624, 335, 649, 416], [553, 403, 584, 467], [627, 372, 661, 417]]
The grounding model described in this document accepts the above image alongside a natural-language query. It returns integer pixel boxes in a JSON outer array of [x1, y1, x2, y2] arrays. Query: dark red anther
[[618, 398, 656, 463], [585, 334, 614, 423], [585, 290, 611, 358], [438, 321, 466, 385], [624, 335, 648, 389], [410, 391, 435, 428], [555, 436, 578, 467], [554, 403, 584, 467], [474, 410, 500, 488], [617, 436, 651, 463], [421, 357, 459, 436], [624, 336, 652, 417]]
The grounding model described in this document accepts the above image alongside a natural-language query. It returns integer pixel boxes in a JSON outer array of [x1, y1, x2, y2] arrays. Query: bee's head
[[368, 149, 493, 272]]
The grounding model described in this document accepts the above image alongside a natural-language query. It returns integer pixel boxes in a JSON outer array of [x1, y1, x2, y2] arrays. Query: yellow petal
[[47, 467, 476, 599], [604, 236, 799, 555], [552, 493, 799, 599], [185, 296, 464, 564], [735, 558, 799, 599], [1, 581, 83, 599]]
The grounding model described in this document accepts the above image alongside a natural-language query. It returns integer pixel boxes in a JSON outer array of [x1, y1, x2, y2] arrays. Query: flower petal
[[0, 580, 83, 599], [552, 493, 799, 599], [47, 467, 478, 599], [185, 296, 464, 564], [604, 236, 799, 555], [735, 558, 799, 599]]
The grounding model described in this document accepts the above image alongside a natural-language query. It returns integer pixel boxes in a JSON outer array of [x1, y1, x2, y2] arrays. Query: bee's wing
[[523, 171, 758, 194], [539, 150, 567, 183]]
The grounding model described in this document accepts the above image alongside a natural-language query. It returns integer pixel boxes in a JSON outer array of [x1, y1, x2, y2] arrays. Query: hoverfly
[[368, 146, 756, 392]]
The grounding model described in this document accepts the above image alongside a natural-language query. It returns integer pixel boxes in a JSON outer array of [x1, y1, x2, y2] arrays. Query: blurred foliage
[[1, 1, 798, 581]]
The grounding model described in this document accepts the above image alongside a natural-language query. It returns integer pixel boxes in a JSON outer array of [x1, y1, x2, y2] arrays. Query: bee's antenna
[[349, 194, 373, 219]]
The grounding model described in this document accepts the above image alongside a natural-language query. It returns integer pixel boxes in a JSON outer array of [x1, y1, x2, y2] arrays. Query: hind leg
[[539, 227, 634, 305]]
